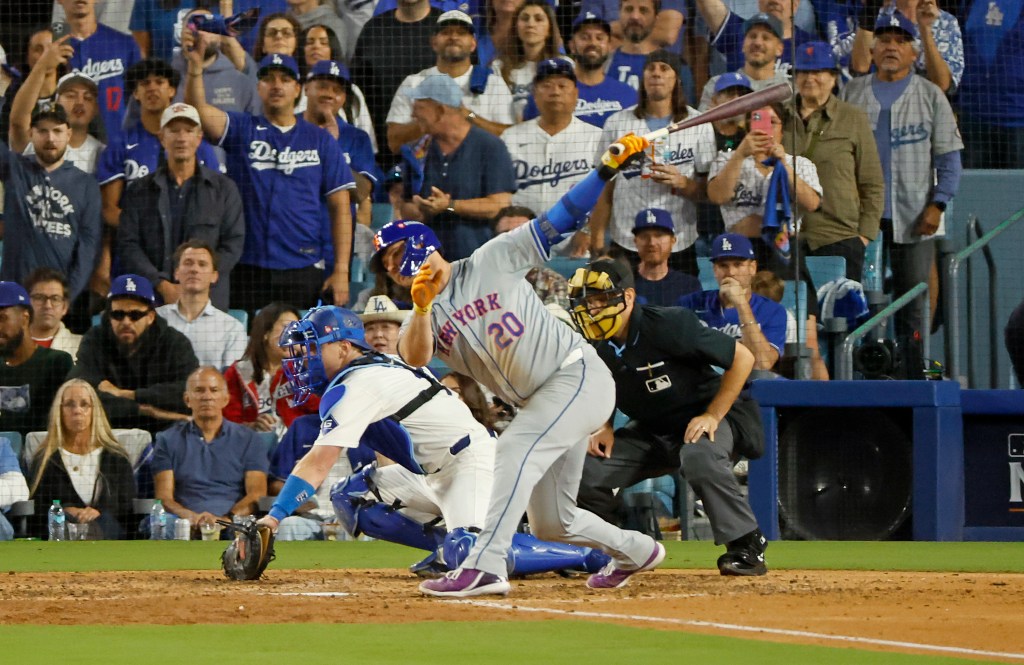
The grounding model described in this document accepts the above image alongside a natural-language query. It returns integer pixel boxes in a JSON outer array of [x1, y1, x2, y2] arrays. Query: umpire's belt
[[559, 347, 584, 370]]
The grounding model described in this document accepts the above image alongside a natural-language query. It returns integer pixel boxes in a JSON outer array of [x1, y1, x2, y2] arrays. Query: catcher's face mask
[[568, 267, 629, 341], [279, 307, 371, 405]]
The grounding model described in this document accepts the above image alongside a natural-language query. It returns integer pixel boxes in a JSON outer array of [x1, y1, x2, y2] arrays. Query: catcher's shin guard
[[441, 528, 612, 576], [330, 467, 444, 551]]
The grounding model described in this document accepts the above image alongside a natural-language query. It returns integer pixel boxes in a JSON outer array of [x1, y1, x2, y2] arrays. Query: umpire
[[569, 258, 769, 576]]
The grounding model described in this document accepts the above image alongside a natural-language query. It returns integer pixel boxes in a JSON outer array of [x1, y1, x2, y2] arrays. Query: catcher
[[221, 305, 609, 584]]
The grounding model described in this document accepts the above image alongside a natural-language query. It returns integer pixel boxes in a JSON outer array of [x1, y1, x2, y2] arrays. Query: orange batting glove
[[600, 133, 650, 171], [411, 264, 441, 315]]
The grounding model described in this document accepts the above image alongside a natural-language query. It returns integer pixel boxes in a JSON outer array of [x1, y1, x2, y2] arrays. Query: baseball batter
[[374, 133, 665, 598], [256, 306, 609, 582]]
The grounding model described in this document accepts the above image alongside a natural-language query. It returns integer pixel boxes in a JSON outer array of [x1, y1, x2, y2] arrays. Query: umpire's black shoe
[[717, 528, 768, 576]]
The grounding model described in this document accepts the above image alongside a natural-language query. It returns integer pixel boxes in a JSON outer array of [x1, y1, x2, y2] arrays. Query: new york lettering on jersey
[[434, 293, 515, 357], [68, 25, 142, 141], [26, 183, 76, 239]]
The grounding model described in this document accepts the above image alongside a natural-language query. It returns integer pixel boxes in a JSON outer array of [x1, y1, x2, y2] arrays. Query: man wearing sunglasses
[[71, 274, 198, 431]]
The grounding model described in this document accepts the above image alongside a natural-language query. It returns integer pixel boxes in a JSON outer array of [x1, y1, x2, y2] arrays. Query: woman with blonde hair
[[28, 380, 137, 539]]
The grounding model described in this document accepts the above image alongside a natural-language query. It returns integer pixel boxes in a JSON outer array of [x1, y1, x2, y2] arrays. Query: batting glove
[[411, 264, 440, 315], [600, 133, 650, 171]]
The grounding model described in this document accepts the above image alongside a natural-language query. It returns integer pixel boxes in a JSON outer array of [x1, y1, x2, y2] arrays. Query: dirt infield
[[1, 569, 1022, 660]]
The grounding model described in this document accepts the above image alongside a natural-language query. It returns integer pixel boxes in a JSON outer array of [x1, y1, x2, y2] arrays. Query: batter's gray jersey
[[418, 224, 585, 407]]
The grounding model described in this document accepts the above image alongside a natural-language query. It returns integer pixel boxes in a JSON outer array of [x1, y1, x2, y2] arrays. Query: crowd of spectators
[[0, 0, 1012, 539]]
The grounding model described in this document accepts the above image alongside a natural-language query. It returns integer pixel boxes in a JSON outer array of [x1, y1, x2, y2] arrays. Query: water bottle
[[48, 500, 66, 541], [149, 500, 167, 540]]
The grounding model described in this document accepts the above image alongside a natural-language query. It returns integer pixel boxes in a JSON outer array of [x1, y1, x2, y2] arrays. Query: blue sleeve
[[242, 430, 270, 473], [150, 432, 174, 474], [522, 95, 538, 122], [319, 133, 354, 196], [481, 137, 516, 196], [932, 150, 962, 205], [96, 137, 127, 185], [129, 0, 150, 33], [69, 181, 103, 299], [711, 12, 745, 72], [754, 299, 788, 352], [349, 129, 377, 180], [220, 111, 249, 151], [196, 140, 223, 173], [529, 168, 608, 250]]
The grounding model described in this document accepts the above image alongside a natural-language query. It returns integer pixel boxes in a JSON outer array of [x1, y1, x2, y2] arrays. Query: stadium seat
[[696, 257, 717, 290], [805, 256, 847, 289], [0, 432, 23, 461], [23, 429, 151, 468], [227, 309, 248, 328], [371, 203, 393, 230]]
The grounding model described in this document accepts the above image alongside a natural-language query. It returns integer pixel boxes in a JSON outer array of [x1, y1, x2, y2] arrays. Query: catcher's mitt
[[219, 517, 276, 581]]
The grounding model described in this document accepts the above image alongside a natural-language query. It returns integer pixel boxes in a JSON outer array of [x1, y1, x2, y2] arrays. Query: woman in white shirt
[[27, 380, 136, 539], [493, 0, 564, 122], [707, 102, 823, 270]]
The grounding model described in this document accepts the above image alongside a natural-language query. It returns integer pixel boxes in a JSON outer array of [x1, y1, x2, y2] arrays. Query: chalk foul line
[[454, 599, 1024, 661]]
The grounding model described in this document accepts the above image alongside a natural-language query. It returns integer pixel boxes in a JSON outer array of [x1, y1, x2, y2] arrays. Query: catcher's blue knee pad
[[330, 467, 443, 551]]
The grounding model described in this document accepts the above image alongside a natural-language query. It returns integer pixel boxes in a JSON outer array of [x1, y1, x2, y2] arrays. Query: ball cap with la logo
[[710, 233, 756, 262], [631, 208, 675, 234], [307, 59, 351, 86], [257, 53, 300, 80], [107, 274, 157, 307]]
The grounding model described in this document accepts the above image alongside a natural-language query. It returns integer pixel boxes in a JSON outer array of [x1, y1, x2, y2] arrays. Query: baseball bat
[[608, 83, 792, 156]]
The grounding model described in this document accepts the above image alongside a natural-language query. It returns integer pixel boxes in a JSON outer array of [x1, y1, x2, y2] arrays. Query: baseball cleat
[[419, 567, 511, 598], [585, 541, 665, 589], [717, 528, 768, 577]]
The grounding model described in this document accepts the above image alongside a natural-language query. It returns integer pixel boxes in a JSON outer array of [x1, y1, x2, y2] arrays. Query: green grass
[[0, 623, 983, 665], [2, 539, 1022, 573]]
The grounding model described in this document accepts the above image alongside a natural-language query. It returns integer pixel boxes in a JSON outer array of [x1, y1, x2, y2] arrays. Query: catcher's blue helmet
[[371, 221, 442, 277], [279, 306, 372, 405]]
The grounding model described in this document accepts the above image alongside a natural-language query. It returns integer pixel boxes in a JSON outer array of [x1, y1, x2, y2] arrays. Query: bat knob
[[608, 143, 625, 157]]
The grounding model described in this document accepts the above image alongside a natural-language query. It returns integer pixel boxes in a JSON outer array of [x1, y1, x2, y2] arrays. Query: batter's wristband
[[413, 303, 432, 315], [268, 475, 316, 523]]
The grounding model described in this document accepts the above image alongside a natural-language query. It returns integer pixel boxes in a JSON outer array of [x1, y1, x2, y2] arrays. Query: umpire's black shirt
[[592, 305, 737, 434]]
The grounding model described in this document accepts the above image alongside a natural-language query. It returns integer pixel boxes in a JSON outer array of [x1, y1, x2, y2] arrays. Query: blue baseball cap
[[306, 59, 350, 86], [107, 274, 157, 306], [257, 53, 300, 80], [534, 57, 576, 84], [793, 41, 839, 72], [711, 233, 756, 261], [714, 71, 753, 95], [632, 208, 675, 235], [742, 12, 783, 39], [572, 10, 611, 34], [0, 282, 31, 309], [408, 74, 462, 108], [874, 10, 918, 39]]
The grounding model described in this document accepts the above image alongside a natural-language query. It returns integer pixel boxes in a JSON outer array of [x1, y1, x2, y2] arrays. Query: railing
[[837, 282, 930, 380], [944, 207, 1024, 386]]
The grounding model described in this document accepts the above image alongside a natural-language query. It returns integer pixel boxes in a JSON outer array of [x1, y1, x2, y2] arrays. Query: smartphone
[[51, 21, 69, 39], [750, 107, 773, 135]]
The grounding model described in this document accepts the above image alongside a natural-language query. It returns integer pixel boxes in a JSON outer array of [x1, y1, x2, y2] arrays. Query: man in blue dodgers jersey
[[1, 105, 102, 301], [678, 233, 787, 371], [521, 12, 637, 128], [185, 40, 356, 313], [56, 0, 142, 141], [300, 60, 378, 264], [373, 133, 664, 598], [501, 58, 601, 258], [591, 49, 717, 277], [255, 306, 612, 578]]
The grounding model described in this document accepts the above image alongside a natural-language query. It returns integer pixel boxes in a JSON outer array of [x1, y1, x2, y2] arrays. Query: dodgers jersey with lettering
[[424, 224, 585, 407], [677, 289, 787, 354], [219, 112, 354, 270], [501, 117, 601, 214], [599, 107, 716, 252], [522, 77, 638, 128], [96, 124, 222, 189], [314, 364, 491, 472], [68, 24, 142, 141]]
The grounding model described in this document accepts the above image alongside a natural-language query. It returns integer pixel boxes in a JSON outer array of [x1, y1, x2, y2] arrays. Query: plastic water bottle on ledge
[[48, 500, 66, 541], [150, 500, 167, 540]]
